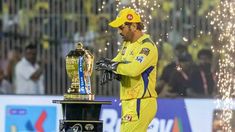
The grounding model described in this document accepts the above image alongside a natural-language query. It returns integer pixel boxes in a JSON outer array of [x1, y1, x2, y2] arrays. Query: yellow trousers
[[120, 98, 157, 132]]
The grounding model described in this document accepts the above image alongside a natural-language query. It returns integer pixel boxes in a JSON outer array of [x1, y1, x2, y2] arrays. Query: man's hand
[[96, 58, 121, 85], [96, 58, 119, 71], [96, 58, 112, 65], [30, 67, 43, 81], [100, 70, 121, 85], [100, 70, 113, 85]]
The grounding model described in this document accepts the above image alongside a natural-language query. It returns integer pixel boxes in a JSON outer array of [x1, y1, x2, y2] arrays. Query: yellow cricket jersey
[[112, 34, 158, 100]]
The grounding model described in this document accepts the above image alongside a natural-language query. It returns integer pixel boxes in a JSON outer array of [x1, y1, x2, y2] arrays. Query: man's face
[[199, 55, 211, 65], [199, 55, 212, 71], [118, 24, 134, 41], [25, 49, 37, 64]]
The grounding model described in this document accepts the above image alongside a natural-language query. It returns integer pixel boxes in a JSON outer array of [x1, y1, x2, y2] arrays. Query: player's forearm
[[30, 68, 43, 81]]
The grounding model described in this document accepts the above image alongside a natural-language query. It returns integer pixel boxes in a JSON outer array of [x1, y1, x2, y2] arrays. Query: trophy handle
[[85, 50, 94, 75]]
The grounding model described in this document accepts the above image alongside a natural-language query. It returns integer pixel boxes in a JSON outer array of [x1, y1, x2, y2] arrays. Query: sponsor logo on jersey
[[136, 56, 144, 63], [139, 48, 150, 56]]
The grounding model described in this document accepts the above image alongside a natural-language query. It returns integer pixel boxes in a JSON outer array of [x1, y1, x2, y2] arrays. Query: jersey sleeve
[[116, 42, 158, 77], [112, 50, 122, 62], [112, 43, 126, 62]]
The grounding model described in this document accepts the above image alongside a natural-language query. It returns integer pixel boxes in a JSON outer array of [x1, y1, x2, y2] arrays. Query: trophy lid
[[66, 42, 85, 57], [76, 42, 84, 50]]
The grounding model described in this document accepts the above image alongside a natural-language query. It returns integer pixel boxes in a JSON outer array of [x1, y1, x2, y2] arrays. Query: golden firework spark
[[99, 0, 158, 27], [208, 0, 235, 131], [98, 0, 159, 49]]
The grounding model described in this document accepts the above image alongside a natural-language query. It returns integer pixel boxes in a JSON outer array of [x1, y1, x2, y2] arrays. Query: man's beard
[[120, 32, 133, 42], [120, 34, 128, 41], [122, 36, 128, 41]]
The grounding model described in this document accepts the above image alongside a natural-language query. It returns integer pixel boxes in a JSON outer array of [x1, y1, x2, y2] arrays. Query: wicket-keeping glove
[[96, 58, 119, 71]]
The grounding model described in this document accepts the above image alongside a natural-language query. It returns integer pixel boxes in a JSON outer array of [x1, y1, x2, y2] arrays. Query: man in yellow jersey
[[96, 8, 158, 132]]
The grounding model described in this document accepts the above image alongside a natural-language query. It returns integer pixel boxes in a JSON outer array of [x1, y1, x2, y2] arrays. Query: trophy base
[[64, 93, 95, 100]]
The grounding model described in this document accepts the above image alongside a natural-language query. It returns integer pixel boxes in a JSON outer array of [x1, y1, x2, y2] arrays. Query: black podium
[[53, 100, 111, 132]]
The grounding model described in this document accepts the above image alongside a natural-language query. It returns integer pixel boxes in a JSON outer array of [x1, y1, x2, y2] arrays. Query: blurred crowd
[[157, 44, 218, 98]]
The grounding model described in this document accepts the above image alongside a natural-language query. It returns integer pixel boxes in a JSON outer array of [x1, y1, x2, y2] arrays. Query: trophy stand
[[53, 100, 111, 132], [53, 42, 112, 132]]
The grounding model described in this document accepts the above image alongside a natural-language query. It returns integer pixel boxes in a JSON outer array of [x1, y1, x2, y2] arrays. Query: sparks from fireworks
[[208, 0, 235, 131], [98, 0, 158, 50], [99, 0, 158, 25]]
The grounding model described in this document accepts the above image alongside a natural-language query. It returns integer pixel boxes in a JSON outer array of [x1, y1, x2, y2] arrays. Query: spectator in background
[[15, 44, 44, 94], [168, 52, 193, 97], [187, 49, 216, 97], [157, 44, 189, 97], [0, 68, 12, 94], [5, 46, 22, 83], [0, 54, 7, 72]]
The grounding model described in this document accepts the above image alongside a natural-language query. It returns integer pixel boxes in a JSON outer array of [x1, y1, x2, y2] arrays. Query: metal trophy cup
[[53, 42, 111, 132], [64, 42, 94, 100]]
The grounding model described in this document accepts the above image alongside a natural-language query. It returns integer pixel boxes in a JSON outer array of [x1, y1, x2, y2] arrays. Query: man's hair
[[125, 22, 145, 30], [197, 49, 213, 59], [25, 43, 37, 50]]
